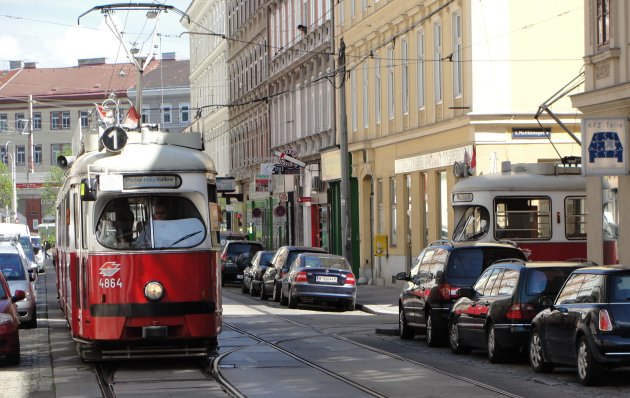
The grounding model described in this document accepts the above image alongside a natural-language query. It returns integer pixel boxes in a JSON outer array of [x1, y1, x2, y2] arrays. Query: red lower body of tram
[[56, 249, 221, 360]]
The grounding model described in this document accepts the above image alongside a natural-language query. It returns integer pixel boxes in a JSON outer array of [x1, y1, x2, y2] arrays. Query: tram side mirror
[[80, 178, 97, 201]]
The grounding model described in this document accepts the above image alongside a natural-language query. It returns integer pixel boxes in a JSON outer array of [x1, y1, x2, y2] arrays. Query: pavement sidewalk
[[355, 283, 400, 315]]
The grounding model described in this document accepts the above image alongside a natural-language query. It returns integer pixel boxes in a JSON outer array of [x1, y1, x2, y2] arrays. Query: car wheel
[[486, 323, 506, 363], [449, 320, 471, 354], [272, 282, 281, 302], [425, 310, 442, 347], [345, 301, 355, 311], [260, 283, 268, 301], [288, 288, 298, 309], [529, 329, 554, 373], [577, 335, 603, 386], [399, 307, 415, 340], [280, 287, 288, 306], [6, 347, 20, 366]]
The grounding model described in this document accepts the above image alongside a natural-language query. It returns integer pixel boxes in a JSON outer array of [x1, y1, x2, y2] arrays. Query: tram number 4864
[[99, 278, 124, 289]]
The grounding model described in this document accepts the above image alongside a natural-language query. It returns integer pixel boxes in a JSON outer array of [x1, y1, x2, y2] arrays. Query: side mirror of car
[[395, 271, 409, 281], [12, 290, 25, 303], [538, 296, 554, 307]]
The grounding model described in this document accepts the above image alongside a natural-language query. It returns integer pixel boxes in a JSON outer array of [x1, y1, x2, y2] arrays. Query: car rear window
[[302, 256, 351, 271], [525, 268, 577, 296], [447, 247, 525, 286], [228, 243, 263, 257], [611, 275, 630, 303]]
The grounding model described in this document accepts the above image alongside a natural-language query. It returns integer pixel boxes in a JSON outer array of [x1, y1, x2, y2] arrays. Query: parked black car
[[395, 240, 527, 346], [242, 250, 275, 295], [529, 265, 630, 386], [280, 253, 356, 311], [448, 259, 588, 362], [220, 240, 264, 286], [260, 246, 326, 302]]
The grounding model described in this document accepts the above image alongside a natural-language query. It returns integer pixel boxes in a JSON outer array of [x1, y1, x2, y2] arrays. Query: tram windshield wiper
[[161, 230, 202, 248]]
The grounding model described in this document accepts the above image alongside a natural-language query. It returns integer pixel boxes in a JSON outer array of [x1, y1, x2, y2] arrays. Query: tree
[[40, 146, 72, 220], [0, 161, 14, 214]]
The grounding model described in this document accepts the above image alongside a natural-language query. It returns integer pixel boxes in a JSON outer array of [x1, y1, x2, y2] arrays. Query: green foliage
[[41, 146, 72, 219], [0, 161, 14, 210]]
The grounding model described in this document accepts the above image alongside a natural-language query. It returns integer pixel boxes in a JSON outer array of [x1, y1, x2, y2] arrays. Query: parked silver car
[[0, 239, 37, 328]]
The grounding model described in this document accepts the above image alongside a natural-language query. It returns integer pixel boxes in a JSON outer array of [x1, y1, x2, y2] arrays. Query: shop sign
[[395, 145, 473, 174], [582, 118, 629, 176], [255, 175, 270, 192], [297, 197, 311, 203], [216, 177, 236, 192], [374, 235, 388, 257]]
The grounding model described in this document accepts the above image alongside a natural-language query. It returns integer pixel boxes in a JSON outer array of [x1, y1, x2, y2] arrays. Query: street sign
[[272, 149, 306, 168]]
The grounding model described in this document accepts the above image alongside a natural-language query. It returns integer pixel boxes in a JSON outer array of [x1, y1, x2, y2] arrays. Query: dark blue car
[[529, 266, 630, 386]]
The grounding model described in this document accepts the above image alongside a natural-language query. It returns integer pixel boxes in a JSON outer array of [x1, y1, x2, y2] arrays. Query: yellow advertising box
[[374, 235, 388, 257]]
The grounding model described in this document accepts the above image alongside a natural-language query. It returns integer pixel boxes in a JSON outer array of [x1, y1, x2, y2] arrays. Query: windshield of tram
[[452, 205, 490, 242], [96, 196, 206, 250]]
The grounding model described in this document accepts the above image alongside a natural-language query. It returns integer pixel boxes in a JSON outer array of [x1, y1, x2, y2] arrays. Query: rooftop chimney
[[78, 57, 107, 66], [161, 52, 176, 61], [9, 61, 22, 69]]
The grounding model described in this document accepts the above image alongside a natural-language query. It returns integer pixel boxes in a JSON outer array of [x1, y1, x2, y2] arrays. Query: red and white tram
[[54, 101, 222, 360], [451, 161, 617, 263]]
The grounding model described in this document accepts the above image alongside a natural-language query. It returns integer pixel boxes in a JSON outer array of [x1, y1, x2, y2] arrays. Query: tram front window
[[96, 196, 206, 249], [452, 206, 490, 242]]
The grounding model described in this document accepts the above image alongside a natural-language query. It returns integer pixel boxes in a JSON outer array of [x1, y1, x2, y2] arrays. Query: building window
[[597, 0, 610, 47], [162, 104, 172, 124], [0, 114, 7, 131], [387, 45, 394, 119], [51, 143, 70, 165], [16, 145, 25, 166], [180, 103, 190, 123], [375, 55, 381, 124], [351, 69, 357, 132], [434, 21, 443, 102], [0, 147, 6, 165], [439, 171, 448, 239], [15, 113, 26, 132], [34, 144, 42, 165], [142, 105, 151, 124], [401, 38, 409, 115], [453, 12, 463, 97], [417, 30, 425, 109], [79, 110, 89, 128], [62, 111, 71, 129], [51, 112, 61, 129], [33, 112, 41, 130], [363, 62, 369, 128], [377, 179, 384, 234], [390, 177, 397, 246]]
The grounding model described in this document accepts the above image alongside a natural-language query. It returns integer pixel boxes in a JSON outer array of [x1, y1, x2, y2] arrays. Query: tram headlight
[[144, 281, 165, 302]]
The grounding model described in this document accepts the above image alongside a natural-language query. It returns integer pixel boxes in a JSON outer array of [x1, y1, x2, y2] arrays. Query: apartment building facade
[[337, 0, 586, 284]]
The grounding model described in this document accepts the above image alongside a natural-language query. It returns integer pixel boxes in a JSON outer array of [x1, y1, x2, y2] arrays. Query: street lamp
[[4, 141, 17, 222]]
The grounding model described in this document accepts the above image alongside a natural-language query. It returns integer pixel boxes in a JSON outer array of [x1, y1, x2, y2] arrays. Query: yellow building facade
[[336, 0, 585, 284]]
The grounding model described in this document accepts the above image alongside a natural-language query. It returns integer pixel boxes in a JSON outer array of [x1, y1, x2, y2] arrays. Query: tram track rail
[[219, 293, 524, 398]]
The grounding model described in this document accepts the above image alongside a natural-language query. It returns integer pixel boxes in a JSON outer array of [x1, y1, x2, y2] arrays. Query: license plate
[[237, 275, 243, 279], [316, 275, 337, 283]]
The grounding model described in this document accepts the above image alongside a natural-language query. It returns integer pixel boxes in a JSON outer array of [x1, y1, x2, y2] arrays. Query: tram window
[[494, 197, 551, 240], [96, 196, 206, 250], [452, 205, 490, 241], [565, 197, 587, 240]]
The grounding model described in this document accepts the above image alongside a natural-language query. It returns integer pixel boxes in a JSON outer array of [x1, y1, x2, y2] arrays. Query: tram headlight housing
[[144, 281, 165, 302]]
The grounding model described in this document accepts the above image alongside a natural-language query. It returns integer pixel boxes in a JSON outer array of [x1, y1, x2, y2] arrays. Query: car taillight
[[599, 309, 613, 332], [505, 303, 537, 321], [220, 253, 227, 262], [439, 283, 459, 300], [295, 271, 308, 283], [345, 273, 356, 285]]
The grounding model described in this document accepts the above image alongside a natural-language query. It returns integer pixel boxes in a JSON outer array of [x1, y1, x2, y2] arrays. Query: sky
[[0, 0, 193, 69]]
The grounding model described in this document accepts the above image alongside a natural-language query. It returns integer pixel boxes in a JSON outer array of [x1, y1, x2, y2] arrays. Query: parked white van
[[0, 223, 40, 275]]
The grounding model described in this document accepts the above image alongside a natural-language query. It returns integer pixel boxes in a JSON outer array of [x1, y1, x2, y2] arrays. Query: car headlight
[[144, 281, 165, 302], [0, 313, 13, 325]]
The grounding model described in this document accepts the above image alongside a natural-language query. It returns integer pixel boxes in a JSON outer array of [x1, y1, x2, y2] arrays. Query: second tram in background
[[451, 160, 617, 263], [53, 99, 222, 360]]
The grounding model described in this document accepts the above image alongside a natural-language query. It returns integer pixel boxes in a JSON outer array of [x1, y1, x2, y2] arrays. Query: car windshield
[[452, 205, 490, 242], [0, 254, 26, 281], [96, 195, 206, 250], [31, 236, 41, 248], [611, 274, 630, 302]]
